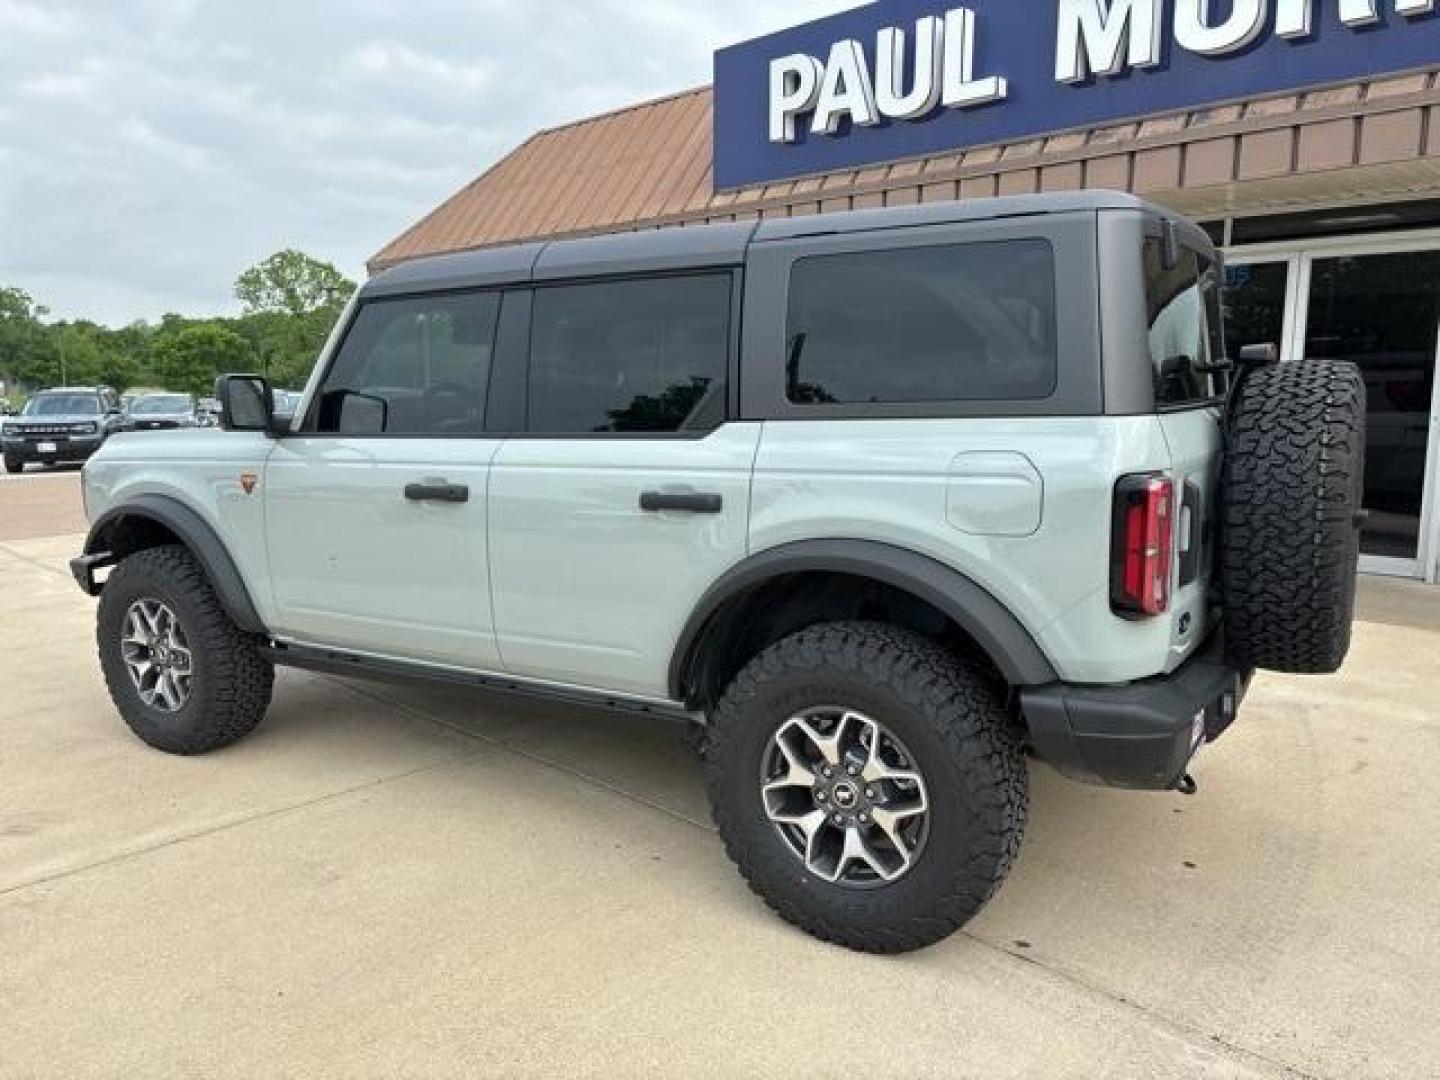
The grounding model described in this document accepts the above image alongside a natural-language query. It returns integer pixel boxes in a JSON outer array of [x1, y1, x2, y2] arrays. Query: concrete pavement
[[0, 467, 86, 541], [2, 475, 1438, 1078]]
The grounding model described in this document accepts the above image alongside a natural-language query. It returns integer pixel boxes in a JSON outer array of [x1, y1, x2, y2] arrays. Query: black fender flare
[[668, 538, 1057, 701], [81, 494, 267, 635]]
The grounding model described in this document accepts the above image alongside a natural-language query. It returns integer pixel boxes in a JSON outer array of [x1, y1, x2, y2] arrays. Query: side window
[[527, 275, 731, 434], [1143, 239, 1224, 407], [785, 240, 1058, 404], [310, 292, 501, 435]]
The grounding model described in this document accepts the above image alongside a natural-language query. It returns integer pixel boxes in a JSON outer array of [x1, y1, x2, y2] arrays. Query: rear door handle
[[405, 481, 469, 503], [640, 490, 723, 514]]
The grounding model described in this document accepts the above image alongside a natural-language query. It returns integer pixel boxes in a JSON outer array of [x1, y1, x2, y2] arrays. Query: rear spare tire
[[1220, 359, 1366, 674]]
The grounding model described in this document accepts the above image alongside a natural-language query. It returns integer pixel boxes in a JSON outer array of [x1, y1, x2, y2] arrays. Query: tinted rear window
[[784, 240, 1058, 405], [1143, 238, 1226, 407], [527, 275, 731, 434]]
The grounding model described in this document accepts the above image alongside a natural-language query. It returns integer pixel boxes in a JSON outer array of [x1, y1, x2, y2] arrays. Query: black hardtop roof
[[362, 192, 1180, 299]]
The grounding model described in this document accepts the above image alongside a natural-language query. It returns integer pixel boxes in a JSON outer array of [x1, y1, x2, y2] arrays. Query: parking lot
[[1, 469, 1437, 1079]]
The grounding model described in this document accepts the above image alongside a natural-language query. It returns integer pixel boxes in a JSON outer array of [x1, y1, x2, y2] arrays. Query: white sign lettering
[[1174, 0, 1268, 55], [1055, 0, 1162, 83], [769, 6, 1007, 144], [770, 2, 1432, 144]]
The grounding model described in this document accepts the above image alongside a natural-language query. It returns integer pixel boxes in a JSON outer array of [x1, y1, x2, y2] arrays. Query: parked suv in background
[[3, 386, 124, 473], [70, 194, 1365, 953], [125, 392, 198, 431]]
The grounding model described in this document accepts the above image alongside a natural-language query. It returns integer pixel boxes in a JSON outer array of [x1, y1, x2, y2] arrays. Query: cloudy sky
[[0, 0, 852, 326]]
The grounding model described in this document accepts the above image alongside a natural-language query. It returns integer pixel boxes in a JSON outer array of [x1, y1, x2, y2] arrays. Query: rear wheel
[[97, 545, 274, 754], [1221, 359, 1367, 673], [3, 456, 22, 474], [703, 622, 1027, 954]]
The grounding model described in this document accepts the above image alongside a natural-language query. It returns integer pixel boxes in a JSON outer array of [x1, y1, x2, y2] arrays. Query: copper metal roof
[[371, 71, 1440, 272]]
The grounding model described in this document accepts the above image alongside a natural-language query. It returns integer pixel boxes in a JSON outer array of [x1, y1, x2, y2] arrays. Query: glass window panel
[[785, 240, 1058, 404], [313, 292, 501, 436], [1306, 251, 1440, 562], [527, 275, 730, 435], [1222, 261, 1288, 363]]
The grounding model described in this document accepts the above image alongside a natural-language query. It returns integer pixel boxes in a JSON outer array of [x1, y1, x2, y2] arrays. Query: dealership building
[[372, 1, 1440, 583]]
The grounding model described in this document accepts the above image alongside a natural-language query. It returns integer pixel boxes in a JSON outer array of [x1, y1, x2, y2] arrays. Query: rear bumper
[[1021, 636, 1252, 790]]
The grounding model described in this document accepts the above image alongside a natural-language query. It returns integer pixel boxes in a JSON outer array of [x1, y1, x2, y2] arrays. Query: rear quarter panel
[[749, 417, 1183, 684]]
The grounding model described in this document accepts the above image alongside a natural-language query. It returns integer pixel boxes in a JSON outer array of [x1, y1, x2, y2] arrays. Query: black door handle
[[640, 490, 723, 514], [405, 482, 469, 503]]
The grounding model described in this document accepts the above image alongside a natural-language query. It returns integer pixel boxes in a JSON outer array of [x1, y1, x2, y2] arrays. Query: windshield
[[131, 395, 192, 415], [23, 394, 101, 416]]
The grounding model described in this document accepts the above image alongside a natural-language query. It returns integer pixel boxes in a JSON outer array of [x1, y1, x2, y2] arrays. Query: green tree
[[235, 250, 354, 320], [0, 287, 47, 391], [153, 324, 254, 396], [234, 251, 354, 390]]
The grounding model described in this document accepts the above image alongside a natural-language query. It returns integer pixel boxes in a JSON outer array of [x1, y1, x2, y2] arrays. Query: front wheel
[[97, 545, 274, 754], [703, 622, 1028, 954]]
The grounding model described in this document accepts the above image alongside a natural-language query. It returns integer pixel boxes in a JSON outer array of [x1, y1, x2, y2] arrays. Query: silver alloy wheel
[[760, 707, 930, 888], [120, 599, 194, 713]]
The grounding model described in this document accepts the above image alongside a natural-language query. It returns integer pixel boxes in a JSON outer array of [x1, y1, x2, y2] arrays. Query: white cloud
[[0, 0, 852, 325]]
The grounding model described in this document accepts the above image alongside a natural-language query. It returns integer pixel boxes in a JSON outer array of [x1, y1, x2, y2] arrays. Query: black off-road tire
[[1221, 359, 1366, 674], [97, 545, 274, 754], [703, 621, 1028, 954], [3, 456, 22, 474]]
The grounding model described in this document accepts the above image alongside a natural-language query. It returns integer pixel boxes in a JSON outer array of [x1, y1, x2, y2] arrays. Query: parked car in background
[[3, 386, 125, 473], [196, 397, 221, 428], [126, 393, 198, 431], [271, 390, 303, 427], [119, 388, 166, 415]]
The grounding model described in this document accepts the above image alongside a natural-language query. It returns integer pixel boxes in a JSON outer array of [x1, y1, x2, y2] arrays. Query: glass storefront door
[[1222, 259, 1291, 361], [1302, 251, 1440, 569], [1225, 236, 1440, 580]]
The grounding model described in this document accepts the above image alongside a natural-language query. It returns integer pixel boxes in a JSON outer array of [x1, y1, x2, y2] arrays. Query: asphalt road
[[2, 472, 1438, 1078]]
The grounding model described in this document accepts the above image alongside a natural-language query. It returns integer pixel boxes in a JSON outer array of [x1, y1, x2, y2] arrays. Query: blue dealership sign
[[713, 0, 1438, 190]]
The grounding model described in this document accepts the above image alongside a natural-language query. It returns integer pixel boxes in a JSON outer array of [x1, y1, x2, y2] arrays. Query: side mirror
[[217, 374, 276, 434], [1237, 343, 1279, 366]]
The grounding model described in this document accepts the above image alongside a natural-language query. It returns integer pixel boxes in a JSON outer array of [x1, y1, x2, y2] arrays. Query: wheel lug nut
[[822, 766, 833, 778], [864, 787, 875, 798], [831, 813, 844, 825], [816, 790, 827, 801], [859, 812, 870, 823], [846, 765, 859, 777]]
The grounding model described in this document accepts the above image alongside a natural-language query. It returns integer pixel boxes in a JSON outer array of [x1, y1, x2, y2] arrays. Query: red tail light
[[1111, 475, 1175, 619]]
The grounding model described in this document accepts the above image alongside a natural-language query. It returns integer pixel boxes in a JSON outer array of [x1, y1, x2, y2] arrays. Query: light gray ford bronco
[[72, 193, 1365, 953]]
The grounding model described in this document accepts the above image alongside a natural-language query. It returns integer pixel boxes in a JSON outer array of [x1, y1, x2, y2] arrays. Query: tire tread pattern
[[1221, 359, 1366, 674], [703, 621, 1027, 954], [97, 545, 274, 754]]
